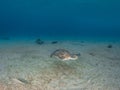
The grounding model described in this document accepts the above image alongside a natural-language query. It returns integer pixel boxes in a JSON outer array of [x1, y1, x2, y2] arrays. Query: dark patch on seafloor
[[35, 38, 44, 45], [51, 41, 58, 44]]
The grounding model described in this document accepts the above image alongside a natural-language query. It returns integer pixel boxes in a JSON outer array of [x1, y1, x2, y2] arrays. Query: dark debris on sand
[[107, 44, 112, 48], [51, 41, 58, 44], [35, 39, 44, 45]]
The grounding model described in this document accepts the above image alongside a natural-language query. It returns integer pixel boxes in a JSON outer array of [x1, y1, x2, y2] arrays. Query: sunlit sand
[[0, 39, 120, 90]]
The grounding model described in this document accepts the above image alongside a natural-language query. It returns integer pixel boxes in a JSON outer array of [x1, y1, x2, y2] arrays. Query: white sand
[[0, 39, 120, 90]]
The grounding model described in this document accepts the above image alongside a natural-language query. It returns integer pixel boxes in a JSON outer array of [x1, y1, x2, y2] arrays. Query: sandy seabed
[[0, 39, 120, 90]]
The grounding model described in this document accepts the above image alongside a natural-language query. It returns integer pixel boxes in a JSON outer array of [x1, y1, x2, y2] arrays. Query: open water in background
[[0, 0, 120, 40]]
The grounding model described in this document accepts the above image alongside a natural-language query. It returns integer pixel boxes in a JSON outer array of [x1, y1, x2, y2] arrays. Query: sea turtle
[[50, 49, 80, 61]]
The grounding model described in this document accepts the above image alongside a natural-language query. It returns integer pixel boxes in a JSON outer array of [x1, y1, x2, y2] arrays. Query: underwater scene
[[0, 0, 120, 90]]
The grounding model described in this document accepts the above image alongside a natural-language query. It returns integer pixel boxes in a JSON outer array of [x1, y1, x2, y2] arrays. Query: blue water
[[0, 0, 120, 40]]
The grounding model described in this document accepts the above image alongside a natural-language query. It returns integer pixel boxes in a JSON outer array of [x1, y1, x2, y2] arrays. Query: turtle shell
[[50, 49, 80, 60], [50, 49, 72, 60]]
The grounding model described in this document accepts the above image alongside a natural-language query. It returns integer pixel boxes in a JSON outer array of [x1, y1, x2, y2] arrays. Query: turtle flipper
[[50, 53, 54, 57], [75, 53, 81, 56]]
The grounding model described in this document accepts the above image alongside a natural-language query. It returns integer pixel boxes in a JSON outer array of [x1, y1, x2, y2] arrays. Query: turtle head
[[70, 53, 80, 60]]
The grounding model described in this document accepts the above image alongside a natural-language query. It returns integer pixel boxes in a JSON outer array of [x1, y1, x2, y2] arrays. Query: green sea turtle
[[50, 49, 80, 61]]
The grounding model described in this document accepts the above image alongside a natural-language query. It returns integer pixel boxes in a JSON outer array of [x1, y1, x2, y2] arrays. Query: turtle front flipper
[[75, 53, 81, 56]]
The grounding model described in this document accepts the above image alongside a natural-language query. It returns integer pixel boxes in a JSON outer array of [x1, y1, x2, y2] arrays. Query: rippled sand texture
[[0, 40, 120, 90]]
